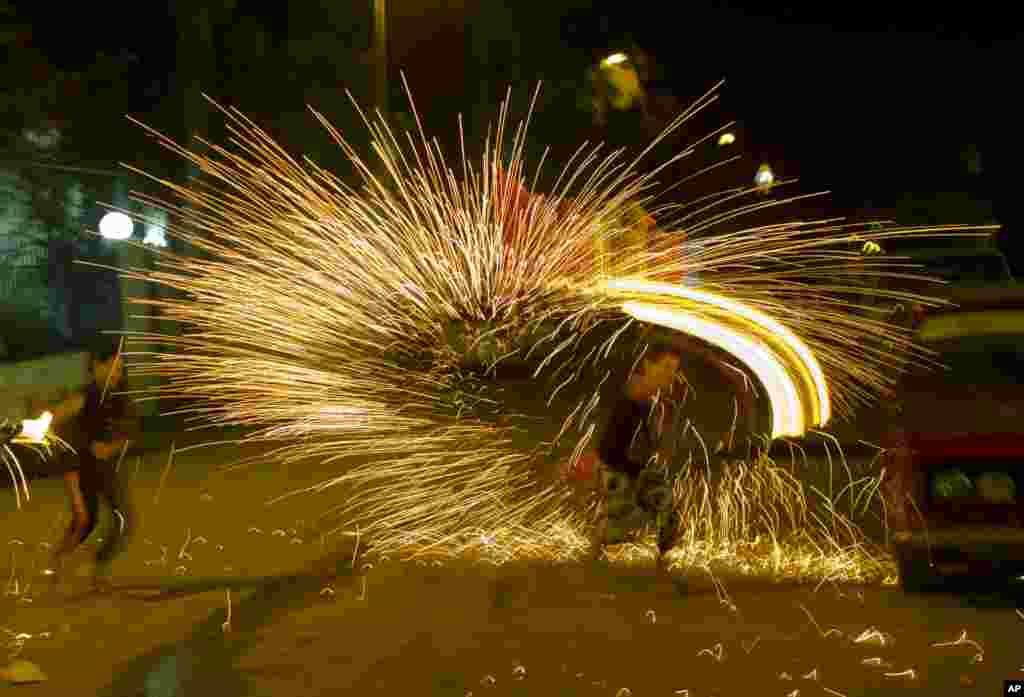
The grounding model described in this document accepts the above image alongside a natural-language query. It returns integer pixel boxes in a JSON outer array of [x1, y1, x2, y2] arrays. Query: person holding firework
[[44, 341, 139, 592], [589, 342, 684, 573]]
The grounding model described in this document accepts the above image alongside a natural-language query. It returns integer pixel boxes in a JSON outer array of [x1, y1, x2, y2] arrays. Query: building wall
[[0, 350, 86, 422]]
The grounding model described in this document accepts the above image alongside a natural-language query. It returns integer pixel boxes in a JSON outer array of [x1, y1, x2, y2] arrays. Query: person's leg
[[599, 470, 646, 557], [50, 471, 99, 578], [637, 469, 681, 575], [588, 510, 608, 561], [587, 466, 618, 561], [93, 466, 135, 581], [655, 510, 682, 573]]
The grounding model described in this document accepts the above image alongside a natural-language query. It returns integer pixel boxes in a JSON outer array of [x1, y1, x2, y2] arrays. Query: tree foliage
[[0, 1, 156, 243]]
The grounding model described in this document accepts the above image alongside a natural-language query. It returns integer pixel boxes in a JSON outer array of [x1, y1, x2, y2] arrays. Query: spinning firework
[[105, 80, 990, 570]]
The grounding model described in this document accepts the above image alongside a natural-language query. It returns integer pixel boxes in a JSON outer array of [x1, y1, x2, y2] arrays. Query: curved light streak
[[623, 301, 805, 438], [602, 278, 831, 439]]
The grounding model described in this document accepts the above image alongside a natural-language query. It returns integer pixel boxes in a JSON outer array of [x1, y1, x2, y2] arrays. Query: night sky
[[576, 1, 1016, 208], [12, 0, 1017, 224]]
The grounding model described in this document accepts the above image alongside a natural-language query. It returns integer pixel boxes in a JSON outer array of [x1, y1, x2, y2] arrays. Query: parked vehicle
[[863, 245, 1014, 318], [902, 246, 1015, 287], [882, 287, 1024, 590]]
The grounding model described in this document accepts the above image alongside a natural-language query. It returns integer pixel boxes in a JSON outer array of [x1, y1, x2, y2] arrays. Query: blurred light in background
[[755, 163, 775, 191], [601, 52, 628, 67], [143, 210, 169, 248], [99, 211, 133, 240]]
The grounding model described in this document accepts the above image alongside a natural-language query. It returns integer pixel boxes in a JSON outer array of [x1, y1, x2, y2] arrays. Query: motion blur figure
[[45, 342, 139, 591], [590, 343, 684, 574]]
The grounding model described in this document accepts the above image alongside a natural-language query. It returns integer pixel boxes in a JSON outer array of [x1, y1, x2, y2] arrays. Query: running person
[[45, 342, 139, 591], [590, 343, 683, 572]]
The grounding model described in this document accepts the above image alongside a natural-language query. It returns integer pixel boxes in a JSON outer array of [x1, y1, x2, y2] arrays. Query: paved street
[[3, 437, 1023, 695]]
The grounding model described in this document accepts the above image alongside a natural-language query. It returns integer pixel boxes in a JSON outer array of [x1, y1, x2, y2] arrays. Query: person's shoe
[[90, 577, 114, 595], [43, 565, 78, 597], [671, 574, 689, 594], [656, 511, 682, 554], [91, 563, 114, 594]]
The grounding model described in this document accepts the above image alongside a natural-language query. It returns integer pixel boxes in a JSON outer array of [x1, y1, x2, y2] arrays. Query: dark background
[[4, 0, 1019, 265]]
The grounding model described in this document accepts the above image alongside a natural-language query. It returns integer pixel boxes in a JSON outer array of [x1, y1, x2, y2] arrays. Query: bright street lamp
[[601, 52, 628, 68], [755, 163, 775, 191], [718, 132, 736, 146], [99, 211, 134, 240]]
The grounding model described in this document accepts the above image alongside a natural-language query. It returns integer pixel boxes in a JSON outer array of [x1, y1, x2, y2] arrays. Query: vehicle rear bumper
[[893, 527, 1024, 547], [894, 527, 1024, 576]]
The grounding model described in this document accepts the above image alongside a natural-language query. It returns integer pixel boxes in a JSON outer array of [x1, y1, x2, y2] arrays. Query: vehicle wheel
[[896, 547, 935, 592]]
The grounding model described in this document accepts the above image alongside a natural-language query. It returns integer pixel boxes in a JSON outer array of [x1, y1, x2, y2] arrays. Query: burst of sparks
[[622, 301, 806, 437], [93, 77, 991, 570], [3, 412, 71, 510], [608, 279, 830, 437], [17, 412, 52, 443]]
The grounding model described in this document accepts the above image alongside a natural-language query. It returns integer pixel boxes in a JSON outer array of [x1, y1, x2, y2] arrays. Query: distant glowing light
[[601, 52, 629, 67], [142, 209, 169, 247], [23, 126, 61, 149], [861, 241, 882, 255], [600, 59, 643, 110], [99, 212, 134, 240], [718, 132, 736, 146], [755, 164, 775, 190], [143, 223, 168, 248]]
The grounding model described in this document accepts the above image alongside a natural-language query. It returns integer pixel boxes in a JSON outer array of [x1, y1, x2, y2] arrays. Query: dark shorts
[[600, 467, 680, 550], [70, 455, 135, 566]]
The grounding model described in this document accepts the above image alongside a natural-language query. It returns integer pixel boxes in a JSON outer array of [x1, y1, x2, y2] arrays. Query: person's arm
[[91, 393, 142, 460], [111, 394, 141, 445], [49, 391, 85, 429], [676, 336, 759, 449], [715, 360, 758, 440], [596, 396, 626, 466], [677, 338, 752, 398], [89, 441, 122, 460]]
